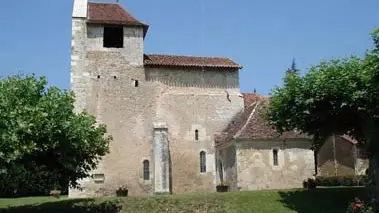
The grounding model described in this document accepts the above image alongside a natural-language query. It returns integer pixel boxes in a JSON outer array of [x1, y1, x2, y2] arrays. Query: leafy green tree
[[0, 74, 111, 196], [266, 29, 379, 204]]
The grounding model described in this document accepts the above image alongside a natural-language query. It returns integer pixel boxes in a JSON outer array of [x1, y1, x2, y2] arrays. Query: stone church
[[69, 0, 315, 198]]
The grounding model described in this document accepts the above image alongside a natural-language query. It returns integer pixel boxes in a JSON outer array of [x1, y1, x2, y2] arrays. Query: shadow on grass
[[0, 198, 123, 213], [279, 187, 366, 213]]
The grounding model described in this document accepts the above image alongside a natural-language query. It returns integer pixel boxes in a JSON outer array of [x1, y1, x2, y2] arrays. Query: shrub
[[49, 190, 61, 199], [315, 175, 368, 187], [346, 197, 374, 213], [73, 199, 123, 213], [116, 185, 128, 197], [303, 178, 317, 189]]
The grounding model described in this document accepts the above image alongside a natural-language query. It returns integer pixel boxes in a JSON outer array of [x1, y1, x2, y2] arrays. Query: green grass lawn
[[0, 187, 365, 213]]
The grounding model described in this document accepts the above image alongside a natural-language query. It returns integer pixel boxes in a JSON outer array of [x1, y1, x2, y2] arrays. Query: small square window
[[103, 26, 123, 48], [93, 174, 105, 184]]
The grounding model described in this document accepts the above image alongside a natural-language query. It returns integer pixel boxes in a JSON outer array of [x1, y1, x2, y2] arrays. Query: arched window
[[195, 129, 199, 141], [143, 160, 150, 180], [273, 149, 279, 166], [200, 151, 206, 173]]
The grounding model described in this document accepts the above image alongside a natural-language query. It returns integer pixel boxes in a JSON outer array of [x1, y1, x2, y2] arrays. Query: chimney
[[72, 0, 88, 18]]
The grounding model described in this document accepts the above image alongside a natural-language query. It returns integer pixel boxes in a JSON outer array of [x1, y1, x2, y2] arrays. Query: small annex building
[[215, 93, 315, 191]]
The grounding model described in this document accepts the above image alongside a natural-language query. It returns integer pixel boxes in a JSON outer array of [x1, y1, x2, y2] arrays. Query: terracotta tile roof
[[242, 93, 269, 108], [144, 54, 241, 69], [87, 2, 148, 36], [215, 93, 310, 146]]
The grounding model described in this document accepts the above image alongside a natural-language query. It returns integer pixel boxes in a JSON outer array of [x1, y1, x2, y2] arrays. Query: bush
[[315, 175, 368, 187], [303, 178, 317, 189], [116, 185, 128, 197], [346, 197, 374, 213], [73, 199, 123, 213]]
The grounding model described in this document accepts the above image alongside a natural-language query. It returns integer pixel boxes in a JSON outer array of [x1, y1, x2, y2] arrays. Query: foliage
[[72, 199, 123, 213], [0, 74, 111, 197], [116, 185, 128, 197], [315, 176, 368, 187], [303, 178, 317, 189], [266, 29, 379, 150], [346, 197, 374, 213], [286, 58, 300, 73], [265, 28, 379, 207], [0, 187, 365, 213]]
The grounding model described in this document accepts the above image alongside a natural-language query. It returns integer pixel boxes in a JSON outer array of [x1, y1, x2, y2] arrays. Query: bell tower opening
[[103, 26, 124, 48]]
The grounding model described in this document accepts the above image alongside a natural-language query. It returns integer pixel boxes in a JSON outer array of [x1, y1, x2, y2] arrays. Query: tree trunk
[[332, 134, 338, 176], [368, 153, 379, 210], [361, 118, 379, 211]]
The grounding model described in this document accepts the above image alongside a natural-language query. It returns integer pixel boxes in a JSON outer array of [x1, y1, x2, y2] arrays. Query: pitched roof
[[215, 93, 310, 146], [87, 2, 149, 36], [144, 54, 241, 69]]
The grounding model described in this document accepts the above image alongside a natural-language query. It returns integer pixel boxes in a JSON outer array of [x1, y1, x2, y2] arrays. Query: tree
[[0, 74, 111, 196], [286, 58, 300, 74], [266, 29, 379, 205]]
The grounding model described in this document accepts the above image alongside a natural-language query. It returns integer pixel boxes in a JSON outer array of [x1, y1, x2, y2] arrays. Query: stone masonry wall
[[146, 67, 244, 194], [236, 140, 314, 191], [71, 18, 89, 114], [70, 16, 244, 197], [69, 24, 158, 197]]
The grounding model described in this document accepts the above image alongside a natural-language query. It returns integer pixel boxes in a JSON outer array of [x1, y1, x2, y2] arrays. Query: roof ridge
[[88, 2, 120, 4], [145, 53, 232, 60], [233, 101, 260, 139]]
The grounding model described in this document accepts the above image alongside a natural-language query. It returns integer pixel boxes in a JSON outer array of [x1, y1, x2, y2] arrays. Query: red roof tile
[[215, 93, 310, 146], [144, 54, 241, 69], [87, 3, 148, 36]]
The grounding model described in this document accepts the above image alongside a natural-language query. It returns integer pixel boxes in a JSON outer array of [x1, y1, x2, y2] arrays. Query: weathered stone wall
[[153, 122, 170, 194], [236, 140, 314, 191], [216, 144, 238, 191], [70, 18, 89, 114], [146, 67, 244, 194], [317, 136, 356, 176], [69, 22, 158, 197], [70, 19, 244, 197], [86, 25, 144, 66]]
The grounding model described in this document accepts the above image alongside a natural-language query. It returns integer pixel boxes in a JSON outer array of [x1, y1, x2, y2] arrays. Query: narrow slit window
[[143, 160, 150, 180], [195, 129, 199, 141], [273, 149, 279, 166], [103, 26, 124, 48], [134, 80, 139, 87], [200, 151, 206, 173]]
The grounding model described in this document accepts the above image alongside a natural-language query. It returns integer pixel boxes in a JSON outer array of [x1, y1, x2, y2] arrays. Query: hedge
[[316, 175, 368, 187], [304, 175, 368, 188], [72, 199, 123, 213], [2, 198, 124, 213]]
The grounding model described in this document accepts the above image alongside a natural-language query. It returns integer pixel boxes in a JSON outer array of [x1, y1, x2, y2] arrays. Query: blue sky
[[0, 0, 378, 95]]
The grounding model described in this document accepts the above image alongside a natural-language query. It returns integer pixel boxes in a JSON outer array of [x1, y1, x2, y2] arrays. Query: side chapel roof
[[215, 93, 311, 146]]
